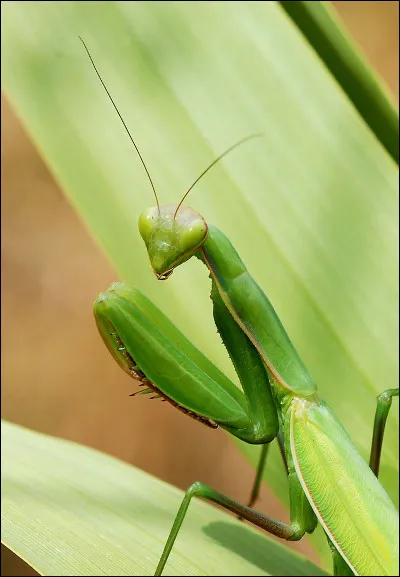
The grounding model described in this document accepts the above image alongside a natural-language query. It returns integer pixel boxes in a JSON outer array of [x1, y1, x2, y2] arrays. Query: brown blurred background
[[1, 2, 398, 575]]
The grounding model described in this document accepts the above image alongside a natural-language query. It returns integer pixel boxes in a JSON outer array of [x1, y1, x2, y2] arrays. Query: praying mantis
[[80, 39, 399, 576]]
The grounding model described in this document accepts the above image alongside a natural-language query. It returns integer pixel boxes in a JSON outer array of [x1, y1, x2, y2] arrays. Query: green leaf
[[1, 420, 327, 576], [279, 1, 399, 163], [2, 0, 398, 569]]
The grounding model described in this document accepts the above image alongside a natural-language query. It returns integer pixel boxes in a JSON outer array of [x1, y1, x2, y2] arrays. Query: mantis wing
[[290, 398, 398, 576]]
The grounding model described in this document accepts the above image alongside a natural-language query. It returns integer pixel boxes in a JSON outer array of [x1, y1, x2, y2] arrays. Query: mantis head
[[79, 36, 261, 280], [137, 133, 261, 280], [139, 204, 208, 279]]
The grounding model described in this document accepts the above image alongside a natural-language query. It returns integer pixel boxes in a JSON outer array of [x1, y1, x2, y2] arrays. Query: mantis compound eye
[[178, 218, 207, 254], [138, 206, 158, 244]]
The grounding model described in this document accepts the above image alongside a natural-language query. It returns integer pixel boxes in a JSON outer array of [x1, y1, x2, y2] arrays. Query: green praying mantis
[[80, 39, 399, 576]]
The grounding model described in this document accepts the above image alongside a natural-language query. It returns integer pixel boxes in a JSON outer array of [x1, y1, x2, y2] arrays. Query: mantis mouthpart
[[82, 37, 399, 577]]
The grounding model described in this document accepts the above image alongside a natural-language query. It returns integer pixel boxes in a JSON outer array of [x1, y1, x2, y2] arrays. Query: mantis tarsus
[[80, 38, 399, 576]]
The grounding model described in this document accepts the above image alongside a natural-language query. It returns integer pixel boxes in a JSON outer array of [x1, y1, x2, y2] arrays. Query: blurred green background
[[2, 2, 398, 575]]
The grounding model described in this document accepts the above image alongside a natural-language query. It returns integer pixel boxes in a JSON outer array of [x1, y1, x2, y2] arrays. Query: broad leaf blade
[[1, 420, 327, 577], [279, 1, 399, 162]]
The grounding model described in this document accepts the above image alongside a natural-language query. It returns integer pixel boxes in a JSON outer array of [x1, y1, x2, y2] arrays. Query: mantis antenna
[[79, 36, 161, 214], [173, 133, 262, 219]]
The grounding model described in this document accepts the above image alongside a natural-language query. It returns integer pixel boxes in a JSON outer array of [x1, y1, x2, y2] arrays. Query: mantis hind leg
[[155, 473, 317, 576], [369, 388, 399, 477], [245, 443, 270, 511]]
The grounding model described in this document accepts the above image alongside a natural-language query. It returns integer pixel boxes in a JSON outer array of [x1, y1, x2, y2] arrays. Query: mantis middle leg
[[245, 430, 289, 511], [154, 467, 317, 576]]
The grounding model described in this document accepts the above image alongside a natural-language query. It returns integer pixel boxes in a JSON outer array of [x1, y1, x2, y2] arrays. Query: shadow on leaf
[[203, 521, 328, 576]]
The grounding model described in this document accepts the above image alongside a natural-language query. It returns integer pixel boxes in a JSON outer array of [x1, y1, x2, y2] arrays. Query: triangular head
[[139, 205, 208, 279]]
